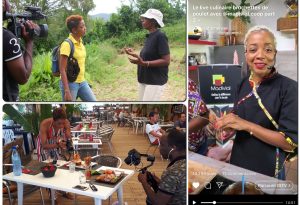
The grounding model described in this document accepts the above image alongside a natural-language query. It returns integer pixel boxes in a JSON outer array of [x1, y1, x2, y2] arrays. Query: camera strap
[[64, 38, 75, 59]]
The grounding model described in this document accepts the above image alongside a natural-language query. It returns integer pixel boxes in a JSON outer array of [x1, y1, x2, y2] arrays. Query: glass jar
[[219, 33, 226, 46]]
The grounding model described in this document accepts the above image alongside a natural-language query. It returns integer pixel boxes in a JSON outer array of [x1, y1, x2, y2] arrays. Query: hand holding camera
[[4, 6, 48, 39], [21, 20, 39, 42], [57, 139, 67, 150], [125, 149, 159, 192]]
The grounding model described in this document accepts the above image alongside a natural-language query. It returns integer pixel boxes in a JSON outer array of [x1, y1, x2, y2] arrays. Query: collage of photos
[[188, 0, 298, 204], [1, 0, 298, 205], [2, 0, 187, 205]]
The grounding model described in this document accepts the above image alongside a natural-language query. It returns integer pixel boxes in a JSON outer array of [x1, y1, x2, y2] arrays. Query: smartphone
[[73, 185, 88, 191]]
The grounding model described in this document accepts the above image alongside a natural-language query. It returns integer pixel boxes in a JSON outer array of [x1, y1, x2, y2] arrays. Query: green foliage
[[3, 104, 34, 134], [135, 0, 185, 24], [19, 52, 61, 101], [224, 0, 267, 23], [85, 42, 119, 84], [3, 104, 53, 137]]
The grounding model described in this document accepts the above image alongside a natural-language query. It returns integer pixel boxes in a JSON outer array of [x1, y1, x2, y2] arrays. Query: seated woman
[[216, 26, 298, 179]]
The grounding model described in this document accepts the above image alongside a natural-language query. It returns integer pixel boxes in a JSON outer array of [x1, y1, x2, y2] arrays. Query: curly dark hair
[[66, 15, 83, 32], [53, 108, 67, 121], [167, 129, 186, 151]]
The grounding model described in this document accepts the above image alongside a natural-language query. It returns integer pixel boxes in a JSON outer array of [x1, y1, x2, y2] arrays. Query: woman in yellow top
[[59, 15, 96, 101]]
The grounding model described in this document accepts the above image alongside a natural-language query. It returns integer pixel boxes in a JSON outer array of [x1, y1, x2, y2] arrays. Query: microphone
[[267, 64, 274, 70], [267, 53, 277, 70]]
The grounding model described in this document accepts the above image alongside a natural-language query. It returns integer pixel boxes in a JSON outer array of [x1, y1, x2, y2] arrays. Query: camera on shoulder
[[4, 6, 48, 38]]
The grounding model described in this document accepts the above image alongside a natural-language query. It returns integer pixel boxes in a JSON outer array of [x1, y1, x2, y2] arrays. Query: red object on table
[[89, 134, 93, 142], [22, 168, 32, 174], [85, 169, 91, 180], [89, 122, 92, 129]]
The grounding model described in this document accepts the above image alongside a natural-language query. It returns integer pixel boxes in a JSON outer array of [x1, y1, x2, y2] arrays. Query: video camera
[[124, 149, 159, 192], [4, 6, 48, 38]]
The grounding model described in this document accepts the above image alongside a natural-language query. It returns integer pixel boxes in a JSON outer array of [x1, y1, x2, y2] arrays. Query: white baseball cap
[[140, 9, 164, 28]]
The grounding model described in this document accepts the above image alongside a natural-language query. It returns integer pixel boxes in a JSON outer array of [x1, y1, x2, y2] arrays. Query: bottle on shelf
[[219, 33, 226, 46], [11, 146, 22, 176]]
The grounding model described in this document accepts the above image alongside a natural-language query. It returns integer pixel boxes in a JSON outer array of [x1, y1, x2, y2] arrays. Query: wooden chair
[[3, 138, 45, 205], [145, 134, 159, 156]]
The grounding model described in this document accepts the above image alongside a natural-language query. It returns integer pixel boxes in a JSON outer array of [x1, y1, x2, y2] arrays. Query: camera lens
[[39, 24, 48, 37]]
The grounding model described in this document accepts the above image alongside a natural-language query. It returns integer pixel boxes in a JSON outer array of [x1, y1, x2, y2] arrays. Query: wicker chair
[[92, 155, 122, 168], [75, 134, 102, 158], [3, 138, 45, 205]]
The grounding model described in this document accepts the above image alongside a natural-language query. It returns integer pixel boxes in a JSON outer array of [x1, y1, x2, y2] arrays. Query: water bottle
[[11, 146, 22, 176]]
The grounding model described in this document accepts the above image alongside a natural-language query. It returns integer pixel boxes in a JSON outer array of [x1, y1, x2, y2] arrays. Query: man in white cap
[[125, 8, 170, 101]]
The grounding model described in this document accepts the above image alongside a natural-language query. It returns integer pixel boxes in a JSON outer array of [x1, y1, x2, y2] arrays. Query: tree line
[[8, 0, 185, 54]]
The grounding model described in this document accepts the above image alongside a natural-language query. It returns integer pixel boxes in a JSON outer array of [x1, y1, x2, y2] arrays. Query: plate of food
[[92, 169, 124, 184], [69, 154, 97, 169]]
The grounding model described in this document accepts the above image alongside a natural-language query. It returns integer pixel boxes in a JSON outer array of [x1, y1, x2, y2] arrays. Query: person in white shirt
[[146, 112, 165, 144]]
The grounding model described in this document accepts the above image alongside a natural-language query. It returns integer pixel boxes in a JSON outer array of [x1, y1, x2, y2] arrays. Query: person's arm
[[138, 172, 172, 205], [59, 54, 72, 101], [207, 140, 233, 161], [5, 21, 37, 84], [149, 130, 162, 138], [215, 113, 293, 151], [189, 115, 210, 133], [126, 52, 170, 67], [64, 119, 71, 139], [146, 124, 157, 137], [174, 121, 181, 130]]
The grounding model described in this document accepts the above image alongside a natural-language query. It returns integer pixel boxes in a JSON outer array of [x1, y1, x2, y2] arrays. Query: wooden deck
[[3, 125, 169, 205]]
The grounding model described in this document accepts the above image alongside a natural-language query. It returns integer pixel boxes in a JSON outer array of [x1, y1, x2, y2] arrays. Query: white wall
[[188, 0, 295, 51]]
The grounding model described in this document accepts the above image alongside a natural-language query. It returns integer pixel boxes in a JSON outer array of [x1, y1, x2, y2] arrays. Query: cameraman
[[138, 129, 186, 205], [3, 0, 37, 101]]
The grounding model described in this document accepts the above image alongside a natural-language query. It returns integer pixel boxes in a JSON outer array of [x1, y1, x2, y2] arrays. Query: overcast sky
[[89, 0, 131, 15]]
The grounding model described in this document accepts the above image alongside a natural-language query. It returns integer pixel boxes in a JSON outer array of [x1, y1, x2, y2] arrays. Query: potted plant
[[224, 0, 267, 44]]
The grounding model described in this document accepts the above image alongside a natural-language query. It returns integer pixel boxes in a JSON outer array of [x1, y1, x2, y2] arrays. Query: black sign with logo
[[198, 65, 242, 104]]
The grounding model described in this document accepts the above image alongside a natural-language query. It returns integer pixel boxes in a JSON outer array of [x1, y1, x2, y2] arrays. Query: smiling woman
[[216, 25, 298, 180]]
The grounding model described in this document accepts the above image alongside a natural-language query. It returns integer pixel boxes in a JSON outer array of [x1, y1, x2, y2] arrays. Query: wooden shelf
[[277, 17, 298, 49], [277, 17, 297, 31], [188, 39, 217, 46]]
